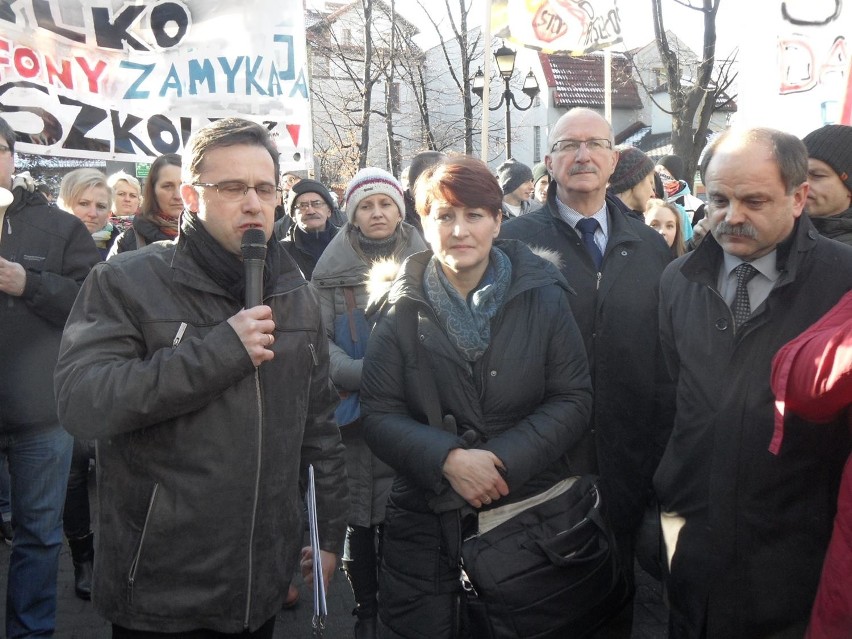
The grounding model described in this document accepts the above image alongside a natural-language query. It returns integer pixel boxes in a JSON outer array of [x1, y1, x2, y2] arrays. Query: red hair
[[414, 155, 502, 219]]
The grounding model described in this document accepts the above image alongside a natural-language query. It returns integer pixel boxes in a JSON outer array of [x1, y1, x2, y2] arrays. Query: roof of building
[[540, 51, 643, 110]]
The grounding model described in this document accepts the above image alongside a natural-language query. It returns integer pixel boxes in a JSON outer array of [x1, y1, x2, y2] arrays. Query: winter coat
[[655, 216, 852, 638], [810, 206, 852, 246], [360, 239, 592, 637], [500, 188, 674, 538], [311, 223, 426, 528], [770, 290, 852, 639], [108, 214, 176, 257], [54, 238, 348, 634], [280, 220, 338, 280], [0, 182, 100, 433]]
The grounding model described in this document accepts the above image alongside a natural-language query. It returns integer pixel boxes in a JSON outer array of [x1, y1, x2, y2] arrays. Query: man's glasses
[[550, 139, 613, 154], [295, 199, 328, 212], [193, 181, 280, 204]]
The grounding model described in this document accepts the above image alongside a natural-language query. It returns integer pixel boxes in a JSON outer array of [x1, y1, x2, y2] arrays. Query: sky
[[399, 0, 740, 58]]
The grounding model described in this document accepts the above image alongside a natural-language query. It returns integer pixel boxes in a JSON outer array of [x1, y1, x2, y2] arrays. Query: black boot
[[68, 532, 94, 600], [343, 556, 378, 639]]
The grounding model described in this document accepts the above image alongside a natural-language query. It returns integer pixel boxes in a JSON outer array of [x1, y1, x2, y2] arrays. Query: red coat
[[771, 290, 852, 639]]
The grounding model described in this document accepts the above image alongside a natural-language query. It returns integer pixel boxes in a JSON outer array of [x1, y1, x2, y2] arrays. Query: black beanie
[[496, 159, 534, 196], [658, 154, 685, 181], [287, 179, 336, 219], [802, 125, 852, 191], [609, 147, 655, 194]]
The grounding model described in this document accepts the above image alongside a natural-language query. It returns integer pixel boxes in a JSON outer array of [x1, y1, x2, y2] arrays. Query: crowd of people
[[0, 109, 851, 639]]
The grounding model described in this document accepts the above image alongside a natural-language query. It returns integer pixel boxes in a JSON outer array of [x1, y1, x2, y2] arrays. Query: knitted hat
[[532, 162, 549, 186], [496, 159, 534, 196], [286, 179, 336, 219], [657, 154, 685, 181], [609, 147, 655, 194], [802, 124, 852, 191], [344, 168, 406, 224]]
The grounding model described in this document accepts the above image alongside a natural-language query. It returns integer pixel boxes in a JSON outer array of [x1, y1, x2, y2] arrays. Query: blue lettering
[[120, 60, 154, 99], [159, 64, 183, 97], [188, 59, 215, 95], [218, 56, 244, 93], [267, 62, 283, 96], [274, 34, 295, 81], [245, 57, 266, 95], [290, 68, 308, 99]]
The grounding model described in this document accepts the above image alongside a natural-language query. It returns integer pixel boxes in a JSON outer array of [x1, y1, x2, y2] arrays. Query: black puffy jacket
[[0, 184, 99, 432]]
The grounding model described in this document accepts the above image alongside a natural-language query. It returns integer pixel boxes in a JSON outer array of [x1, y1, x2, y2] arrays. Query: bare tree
[[413, 0, 481, 154], [651, 0, 737, 188]]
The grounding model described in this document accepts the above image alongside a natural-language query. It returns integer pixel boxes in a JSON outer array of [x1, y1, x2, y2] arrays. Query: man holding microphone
[[55, 118, 347, 638]]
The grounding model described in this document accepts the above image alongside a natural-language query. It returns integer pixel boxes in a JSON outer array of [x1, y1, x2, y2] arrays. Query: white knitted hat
[[343, 167, 405, 224]]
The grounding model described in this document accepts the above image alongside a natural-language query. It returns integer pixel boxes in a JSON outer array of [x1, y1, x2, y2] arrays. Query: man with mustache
[[655, 127, 852, 638], [500, 107, 674, 636]]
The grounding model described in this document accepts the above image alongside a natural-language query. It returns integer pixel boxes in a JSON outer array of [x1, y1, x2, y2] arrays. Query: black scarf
[[181, 213, 280, 304]]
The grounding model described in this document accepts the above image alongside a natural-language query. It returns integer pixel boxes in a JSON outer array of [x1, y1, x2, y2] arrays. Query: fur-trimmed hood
[[365, 240, 570, 317]]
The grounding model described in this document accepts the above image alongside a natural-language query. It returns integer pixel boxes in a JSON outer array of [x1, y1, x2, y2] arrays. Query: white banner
[[491, 0, 622, 55], [735, 0, 852, 135], [0, 0, 312, 169]]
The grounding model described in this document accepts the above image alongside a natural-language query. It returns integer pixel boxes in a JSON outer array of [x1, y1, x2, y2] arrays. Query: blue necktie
[[576, 217, 603, 270]]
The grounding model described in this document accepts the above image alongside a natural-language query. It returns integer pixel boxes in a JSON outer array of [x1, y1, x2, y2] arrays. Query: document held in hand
[[307, 464, 327, 636]]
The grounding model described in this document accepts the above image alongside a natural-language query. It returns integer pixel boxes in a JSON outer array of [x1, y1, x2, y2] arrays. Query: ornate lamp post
[[471, 43, 540, 159]]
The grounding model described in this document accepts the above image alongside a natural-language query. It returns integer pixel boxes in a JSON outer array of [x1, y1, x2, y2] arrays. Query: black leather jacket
[[55, 239, 348, 633]]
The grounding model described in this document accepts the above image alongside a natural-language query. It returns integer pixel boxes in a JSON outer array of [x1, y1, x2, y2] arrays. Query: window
[[313, 55, 329, 77], [342, 28, 351, 45], [534, 127, 541, 163]]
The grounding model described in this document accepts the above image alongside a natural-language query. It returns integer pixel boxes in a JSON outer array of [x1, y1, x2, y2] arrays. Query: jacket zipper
[[595, 271, 602, 290], [127, 483, 160, 604], [308, 342, 319, 366], [172, 322, 187, 348], [244, 371, 264, 629]]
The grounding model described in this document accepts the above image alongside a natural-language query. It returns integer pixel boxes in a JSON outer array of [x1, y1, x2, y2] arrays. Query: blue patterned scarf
[[424, 247, 512, 362]]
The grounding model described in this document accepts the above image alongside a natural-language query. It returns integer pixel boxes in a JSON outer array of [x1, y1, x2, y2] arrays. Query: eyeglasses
[[0, 144, 10, 154], [550, 139, 613, 154], [193, 181, 280, 203], [295, 199, 328, 212]]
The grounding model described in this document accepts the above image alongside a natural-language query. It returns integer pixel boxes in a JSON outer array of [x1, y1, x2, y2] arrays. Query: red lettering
[[13, 47, 40, 79], [45, 55, 73, 90], [75, 57, 107, 93], [778, 37, 815, 94]]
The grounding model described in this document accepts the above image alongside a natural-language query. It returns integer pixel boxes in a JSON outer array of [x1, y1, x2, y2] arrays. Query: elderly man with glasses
[[278, 178, 340, 280], [55, 118, 348, 639], [500, 107, 674, 637]]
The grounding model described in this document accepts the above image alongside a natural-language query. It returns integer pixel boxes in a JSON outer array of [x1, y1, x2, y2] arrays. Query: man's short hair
[[700, 128, 807, 195], [0, 117, 15, 153], [184, 118, 279, 185]]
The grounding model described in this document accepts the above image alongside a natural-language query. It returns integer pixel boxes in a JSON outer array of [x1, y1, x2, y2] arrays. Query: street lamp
[[471, 43, 540, 159]]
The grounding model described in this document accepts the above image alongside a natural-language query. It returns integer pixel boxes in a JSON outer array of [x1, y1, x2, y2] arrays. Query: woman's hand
[[442, 448, 509, 508]]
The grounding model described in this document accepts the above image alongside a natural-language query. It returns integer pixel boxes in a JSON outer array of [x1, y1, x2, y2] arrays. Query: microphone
[[241, 228, 267, 308]]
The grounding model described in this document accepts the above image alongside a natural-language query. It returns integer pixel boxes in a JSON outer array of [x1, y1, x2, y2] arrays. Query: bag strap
[[343, 287, 359, 343]]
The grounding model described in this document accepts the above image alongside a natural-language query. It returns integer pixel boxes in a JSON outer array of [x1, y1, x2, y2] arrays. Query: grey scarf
[[423, 248, 512, 362]]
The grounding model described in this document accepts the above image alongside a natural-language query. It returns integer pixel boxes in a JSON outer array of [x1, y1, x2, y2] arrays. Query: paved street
[[0, 539, 668, 638]]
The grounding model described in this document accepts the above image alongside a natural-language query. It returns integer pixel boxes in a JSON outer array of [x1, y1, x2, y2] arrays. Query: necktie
[[576, 217, 603, 270], [731, 263, 758, 330]]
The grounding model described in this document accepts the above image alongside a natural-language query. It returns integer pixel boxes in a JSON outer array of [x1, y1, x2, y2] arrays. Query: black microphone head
[[241, 228, 267, 261]]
